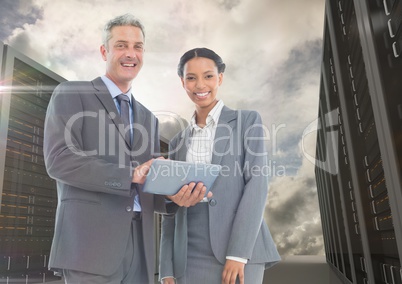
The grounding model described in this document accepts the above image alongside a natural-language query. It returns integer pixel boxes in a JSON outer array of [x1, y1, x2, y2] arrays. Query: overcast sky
[[0, 0, 326, 256]]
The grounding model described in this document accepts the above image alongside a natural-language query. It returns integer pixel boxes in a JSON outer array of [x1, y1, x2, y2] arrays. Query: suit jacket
[[159, 106, 281, 279], [44, 77, 168, 280]]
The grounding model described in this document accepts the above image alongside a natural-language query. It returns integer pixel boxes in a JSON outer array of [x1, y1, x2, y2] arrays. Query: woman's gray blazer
[[159, 106, 281, 279]]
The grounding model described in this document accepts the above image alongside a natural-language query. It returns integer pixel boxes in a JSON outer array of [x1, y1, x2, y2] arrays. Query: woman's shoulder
[[232, 108, 262, 122]]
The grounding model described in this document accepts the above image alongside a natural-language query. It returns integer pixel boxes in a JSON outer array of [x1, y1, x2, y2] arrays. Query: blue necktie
[[117, 94, 141, 211], [116, 94, 131, 146]]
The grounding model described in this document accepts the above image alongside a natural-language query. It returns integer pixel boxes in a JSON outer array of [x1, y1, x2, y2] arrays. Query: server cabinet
[[316, 0, 402, 283], [354, 0, 402, 260], [0, 44, 65, 283]]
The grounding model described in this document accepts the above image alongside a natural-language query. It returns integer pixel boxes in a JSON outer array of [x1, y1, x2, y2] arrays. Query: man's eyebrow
[[114, 40, 144, 45]]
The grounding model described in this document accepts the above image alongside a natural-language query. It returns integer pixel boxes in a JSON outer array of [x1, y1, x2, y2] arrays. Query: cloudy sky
[[0, 0, 326, 256]]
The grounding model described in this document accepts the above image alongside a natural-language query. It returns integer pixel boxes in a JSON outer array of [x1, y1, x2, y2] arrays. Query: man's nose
[[125, 47, 137, 58]]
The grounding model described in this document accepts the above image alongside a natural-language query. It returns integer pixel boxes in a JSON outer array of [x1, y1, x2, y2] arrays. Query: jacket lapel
[[92, 77, 131, 148], [174, 127, 191, 161], [131, 96, 145, 150], [176, 106, 238, 165], [211, 106, 237, 166], [92, 77, 144, 149]]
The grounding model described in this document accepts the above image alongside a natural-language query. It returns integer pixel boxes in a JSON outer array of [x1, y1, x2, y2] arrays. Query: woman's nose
[[195, 79, 205, 89]]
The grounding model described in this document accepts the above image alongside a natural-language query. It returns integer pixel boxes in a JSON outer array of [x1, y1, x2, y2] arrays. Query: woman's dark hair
[[177, 47, 226, 77]]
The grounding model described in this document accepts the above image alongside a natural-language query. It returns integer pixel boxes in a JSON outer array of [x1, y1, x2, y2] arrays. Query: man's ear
[[100, 45, 107, 61]]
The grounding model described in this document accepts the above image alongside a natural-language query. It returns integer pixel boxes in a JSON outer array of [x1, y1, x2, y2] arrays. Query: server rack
[[0, 44, 66, 283], [316, 0, 402, 283]]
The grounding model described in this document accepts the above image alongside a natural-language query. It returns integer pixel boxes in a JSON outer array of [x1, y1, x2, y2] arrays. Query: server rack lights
[[316, 0, 402, 284], [0, 44, 65, 283]]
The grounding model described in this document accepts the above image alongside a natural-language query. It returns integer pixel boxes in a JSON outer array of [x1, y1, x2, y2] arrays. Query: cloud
[[264, 116, 323, 256], [3, 0, 324, 130], [0, 0, 43, 41], [2, 0, 326, 256], [265, 157, 324, 256], [232, 39, 322, 177]]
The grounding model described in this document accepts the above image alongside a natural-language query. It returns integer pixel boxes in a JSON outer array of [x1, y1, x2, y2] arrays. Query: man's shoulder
[[55, 80, 93, 92], [133, 99, 154, 116], [58, 79, 97, 87], [53, 78, 103, 96]]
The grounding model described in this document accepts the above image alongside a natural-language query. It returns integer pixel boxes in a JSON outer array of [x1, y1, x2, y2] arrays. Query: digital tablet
[[142, 159, 222, 196]]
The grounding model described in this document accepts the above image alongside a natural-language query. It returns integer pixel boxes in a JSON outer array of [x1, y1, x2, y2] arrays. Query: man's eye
[[135, 45, 144, 50], [186, 77, 195, 80]]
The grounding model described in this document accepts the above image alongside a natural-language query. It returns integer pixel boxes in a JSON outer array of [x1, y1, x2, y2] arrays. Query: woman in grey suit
[[159, 48, 281, 284]]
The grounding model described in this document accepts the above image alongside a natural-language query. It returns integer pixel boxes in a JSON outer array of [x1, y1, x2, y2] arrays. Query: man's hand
[[222, 259, 245, 284], [167, 182, 213, 207], [132, 158, 154, 184]]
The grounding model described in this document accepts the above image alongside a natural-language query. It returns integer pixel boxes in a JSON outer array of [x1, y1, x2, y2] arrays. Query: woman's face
[[181, 57, 223, 111]]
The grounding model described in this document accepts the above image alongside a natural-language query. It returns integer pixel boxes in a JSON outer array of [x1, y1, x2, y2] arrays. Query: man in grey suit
[[44, 14, 206, 284]]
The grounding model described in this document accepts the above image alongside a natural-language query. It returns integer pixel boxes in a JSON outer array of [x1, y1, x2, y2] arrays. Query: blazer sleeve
[[159, 213, 176, 279], [152, 119, 180, 215], [226, 111, 269, 259], [151, 118, 165, 213], [43, 82, 133, 196], [158, 136, 181, 278]]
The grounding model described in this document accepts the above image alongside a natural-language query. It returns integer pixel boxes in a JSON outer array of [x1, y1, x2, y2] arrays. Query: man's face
[[100, 25, 144, 91]]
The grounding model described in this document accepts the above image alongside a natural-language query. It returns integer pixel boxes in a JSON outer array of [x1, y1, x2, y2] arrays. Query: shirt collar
[[190, 100, 225, 130], [101, 75, 132, 102]]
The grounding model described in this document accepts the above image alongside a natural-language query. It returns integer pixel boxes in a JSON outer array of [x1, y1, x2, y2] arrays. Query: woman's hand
[[222, 259, 245, 284], [161, 277, 175, 284], [167, 182, 213, 207]]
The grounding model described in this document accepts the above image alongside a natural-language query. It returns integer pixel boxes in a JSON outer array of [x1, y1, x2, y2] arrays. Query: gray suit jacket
[[44, 77, 168, 280], [159, 106, 280, 279]]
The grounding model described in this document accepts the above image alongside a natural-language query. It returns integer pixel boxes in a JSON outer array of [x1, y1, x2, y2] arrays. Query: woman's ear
[[218, 73, 224, 86]]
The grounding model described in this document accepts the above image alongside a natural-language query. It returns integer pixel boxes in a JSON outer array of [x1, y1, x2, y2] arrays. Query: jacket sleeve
[[43, 82, 133, 196], [226, 111, 269, 259], [159, 213, 176, 279], [158, 136, 181, 278]]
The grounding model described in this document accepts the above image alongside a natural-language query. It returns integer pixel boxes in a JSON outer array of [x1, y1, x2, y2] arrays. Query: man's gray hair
[[103, 14, 145, 48]]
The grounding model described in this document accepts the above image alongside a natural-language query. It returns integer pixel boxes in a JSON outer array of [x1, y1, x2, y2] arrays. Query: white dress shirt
[[101, 75, 141, 212], [186, 100, 247, 265]]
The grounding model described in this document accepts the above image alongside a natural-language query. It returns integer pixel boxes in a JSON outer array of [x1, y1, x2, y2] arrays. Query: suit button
[[126, 206, 132, 212], [209, 198, 217, 207]]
